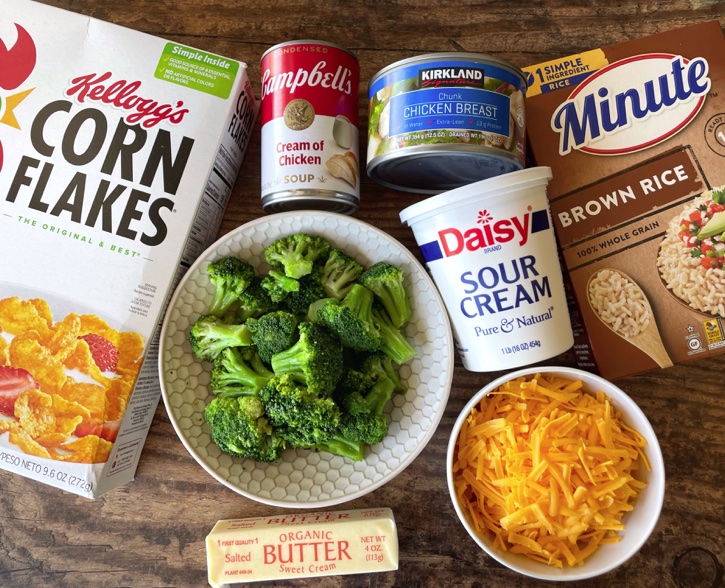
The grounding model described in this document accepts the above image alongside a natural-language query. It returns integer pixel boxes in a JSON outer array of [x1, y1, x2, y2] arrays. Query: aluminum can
[[368, 52, 527, 195], [260, 40, 360, 213]]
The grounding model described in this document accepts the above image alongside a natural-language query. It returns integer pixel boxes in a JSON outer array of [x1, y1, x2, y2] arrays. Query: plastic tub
[[400, 167, 573, 371]]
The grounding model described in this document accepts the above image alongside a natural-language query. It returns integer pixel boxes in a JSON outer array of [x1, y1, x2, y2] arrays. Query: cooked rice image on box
[[588, 269, 652, 338], [587, 269, 672, 368], [657, 187, 725, 318]]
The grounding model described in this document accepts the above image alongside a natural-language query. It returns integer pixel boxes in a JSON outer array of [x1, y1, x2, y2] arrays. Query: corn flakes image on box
[[0, 0, 256, 497]]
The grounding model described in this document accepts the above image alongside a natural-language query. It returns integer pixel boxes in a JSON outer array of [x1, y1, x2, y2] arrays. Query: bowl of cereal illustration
[[0, 284, 145, 465]]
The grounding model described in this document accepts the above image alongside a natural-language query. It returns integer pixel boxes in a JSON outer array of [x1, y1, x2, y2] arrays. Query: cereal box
[[0, 0, 256, 496], [523, 21, 725, 380]]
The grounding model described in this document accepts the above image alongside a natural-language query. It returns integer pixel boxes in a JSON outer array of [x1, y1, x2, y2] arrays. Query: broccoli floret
[[236, 277, 278, 322], [336, 375, 395, 446], [206, 257, 256, 317], [270, 322, 344, 397], [260, 374, 340, 447], [260, 269, 300, 303], [204, 395, 286, 462], [321, 248, 364, 300], [210, 347, 274, 397], [371, 304, 417, 365], [313, 435, 364, 461], [360, 352, 406, 395], [358, 261, 412, 328], [189, 315, 253, 362], [316, 284, 382, 352], [263, 233, 331, 279], [282, 265, 325, 316], [246, 311, 299, 365]]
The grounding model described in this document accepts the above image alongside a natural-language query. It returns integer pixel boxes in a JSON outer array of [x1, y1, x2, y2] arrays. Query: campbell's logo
[[261, 60, 354, 99], [65, 72, 189, 128], [0, 23, 37, 172], [552, 54, 711, 156], [418, 207, 551, 262]]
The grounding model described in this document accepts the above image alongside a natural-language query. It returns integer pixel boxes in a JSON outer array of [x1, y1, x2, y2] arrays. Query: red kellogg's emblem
[[0, 24, 37, 172], [65, 72, 190, 128]]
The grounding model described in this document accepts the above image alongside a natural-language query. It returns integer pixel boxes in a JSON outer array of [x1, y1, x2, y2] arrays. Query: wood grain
[[1, 1, 724, 587]]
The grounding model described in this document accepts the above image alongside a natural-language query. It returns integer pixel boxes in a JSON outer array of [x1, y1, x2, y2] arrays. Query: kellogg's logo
[[552, 54, 711, 156], [418, 207, 551, 262], [0, 24, 37, 172]]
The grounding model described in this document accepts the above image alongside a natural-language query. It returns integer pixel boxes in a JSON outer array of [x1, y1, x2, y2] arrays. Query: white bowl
[[159, 211, 454, 508], [446, 366, 665, 581]]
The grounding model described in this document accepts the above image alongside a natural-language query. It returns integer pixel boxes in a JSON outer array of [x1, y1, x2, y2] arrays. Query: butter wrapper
[[206, 508, 398, 585]]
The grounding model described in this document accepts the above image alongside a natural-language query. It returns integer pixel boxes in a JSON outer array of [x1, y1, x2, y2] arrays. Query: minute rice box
[[523, 21, 725, 380], [0, 0, 256, 497]]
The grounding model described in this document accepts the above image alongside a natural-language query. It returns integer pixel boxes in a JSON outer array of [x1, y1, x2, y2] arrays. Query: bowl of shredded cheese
[[447, 367, 665, 580]]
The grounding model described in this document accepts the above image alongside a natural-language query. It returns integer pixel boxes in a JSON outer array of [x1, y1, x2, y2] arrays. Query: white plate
[[158, 211, 454, 508]]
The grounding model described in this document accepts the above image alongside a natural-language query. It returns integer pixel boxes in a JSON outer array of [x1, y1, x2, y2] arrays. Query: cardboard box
[[0, 0, 256, 496], [523, 21, 725, 379]]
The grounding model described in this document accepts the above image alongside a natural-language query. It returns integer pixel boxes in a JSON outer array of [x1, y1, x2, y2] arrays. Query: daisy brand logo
[[417, 206, 552, 263], [0, 24, 37, 172]]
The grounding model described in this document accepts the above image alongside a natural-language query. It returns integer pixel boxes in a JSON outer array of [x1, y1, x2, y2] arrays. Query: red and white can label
[[260, 42, 360, 203]]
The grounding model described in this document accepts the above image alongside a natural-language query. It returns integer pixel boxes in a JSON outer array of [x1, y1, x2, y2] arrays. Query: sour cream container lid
[[400, 166, 552, 226]]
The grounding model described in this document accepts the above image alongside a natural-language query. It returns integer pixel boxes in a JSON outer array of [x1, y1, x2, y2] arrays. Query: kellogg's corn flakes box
[[0, 0, 257, 497]]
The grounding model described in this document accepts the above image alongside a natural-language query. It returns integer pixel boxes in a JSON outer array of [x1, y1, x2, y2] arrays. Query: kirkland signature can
[[260, 40, 360, 213], [368, 52, 527, 195]]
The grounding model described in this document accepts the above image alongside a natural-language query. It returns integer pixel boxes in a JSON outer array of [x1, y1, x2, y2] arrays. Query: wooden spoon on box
[[587, 268, 673, 368]]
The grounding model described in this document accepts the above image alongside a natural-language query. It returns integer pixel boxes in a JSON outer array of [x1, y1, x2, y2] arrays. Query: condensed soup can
[[368, 52, 527, 194], [400, 167, 573, 372], [260, 40, 360, 213]]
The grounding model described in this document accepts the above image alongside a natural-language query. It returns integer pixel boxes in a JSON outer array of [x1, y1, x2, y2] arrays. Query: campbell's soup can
[[368, 52, 527, 195], [260, 40, 360, 214]]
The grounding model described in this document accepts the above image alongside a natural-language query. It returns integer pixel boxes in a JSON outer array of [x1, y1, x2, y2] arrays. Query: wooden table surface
[[2, 1, 725, 587]]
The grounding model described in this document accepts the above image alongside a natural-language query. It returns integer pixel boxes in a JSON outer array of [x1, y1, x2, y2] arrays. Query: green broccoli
[[270, 321, 344, 397], [246, 311, 299, 365], [236, 277, 278, 322], [315, 284, 382, 352], [335, 374, 395, 446], [189, 315, 253, 362], [260, 269, 300, 303], [263, 233, 331, 279], [371, 304, 417, 365], [282, 265, 325, 316], [312, 435, 364, 461], [206, 256, 256, 317], [321, 248, 364, 300], [358, 261, 412, 328], [360, 352, 406, 395], [210, 346, 274, 397], [259, 374, 340, 447], [204, 395, 286, 462]]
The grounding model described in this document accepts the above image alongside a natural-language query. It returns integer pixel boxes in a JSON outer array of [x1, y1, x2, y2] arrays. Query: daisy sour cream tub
[[400, 167, 573, 371]]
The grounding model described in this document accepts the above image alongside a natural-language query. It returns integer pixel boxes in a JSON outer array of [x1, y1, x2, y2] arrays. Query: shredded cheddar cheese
[[452, 373, 649, 568]]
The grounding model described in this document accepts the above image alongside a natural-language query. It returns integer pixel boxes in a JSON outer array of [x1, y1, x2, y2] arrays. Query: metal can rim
[[369, 51, 526, 89], [261, 40, 359, 63], [367, 146, 524, 195]]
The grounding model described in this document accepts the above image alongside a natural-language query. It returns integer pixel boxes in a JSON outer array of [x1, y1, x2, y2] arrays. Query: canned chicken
[[260, 40, 360, 213], [368, 53, 527, 194]]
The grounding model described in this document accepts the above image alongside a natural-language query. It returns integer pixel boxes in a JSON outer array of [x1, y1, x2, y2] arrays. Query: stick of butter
[[206, 507, 398, 586]]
